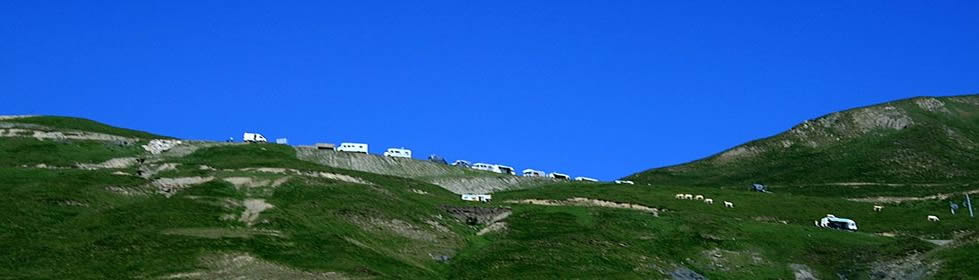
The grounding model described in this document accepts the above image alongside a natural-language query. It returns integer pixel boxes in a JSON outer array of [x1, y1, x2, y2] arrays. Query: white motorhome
[[614, 180, 635, 185], [383, 147, 412, 158], [522, 169, 545, 177], [461, 194, 492, 202], [243, 133, 268, 143], [337, 143, 368, 154], [574, 176, 599, 182], [472, 163, 516, 175], [548, 172, 571, 180]]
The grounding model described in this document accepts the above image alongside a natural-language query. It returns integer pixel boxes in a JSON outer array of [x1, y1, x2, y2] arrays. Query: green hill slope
[[626, 95, 979, 197], [2, 116, 976, 279], [2, 115, 171, 139]]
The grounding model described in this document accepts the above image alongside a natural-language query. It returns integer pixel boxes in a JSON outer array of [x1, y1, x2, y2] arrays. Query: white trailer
[[461, 194, 492, 202], [574, 176, 599, 182], [472, 163, 516, 175], [243, 133, 268, 143], [814, 214, 858, 231], [275, 138, 288, 144], [548, 172, 571, 180], [383, 147, 412, 158], [614, 180, 635, 185], [522, 169, 545, 177], [337, 143, 368, 154]]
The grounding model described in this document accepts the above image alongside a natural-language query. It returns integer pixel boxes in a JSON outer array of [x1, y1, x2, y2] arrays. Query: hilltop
[[626, 95, 979, 197], [1, 114, 977, 279]]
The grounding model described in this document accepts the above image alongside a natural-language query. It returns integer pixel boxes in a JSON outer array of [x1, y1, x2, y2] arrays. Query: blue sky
[[4, 1, 978, 180]]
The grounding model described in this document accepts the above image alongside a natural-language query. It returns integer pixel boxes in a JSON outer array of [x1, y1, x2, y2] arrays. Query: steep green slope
[[626, 95, 979, 196], [2, 116, 171, 139], [450, 183, 977, 279], [0, 135, 476, 278]]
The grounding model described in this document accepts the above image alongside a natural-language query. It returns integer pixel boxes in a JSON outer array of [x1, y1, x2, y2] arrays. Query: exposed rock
[[671, 267, 708, 280], [152, 177, 214, 197], [76, 157, 139, 170], [790, 264, 818, 280], [442, 206, 512, 225], [477, 222, 507, 236], [162, 253, 346, 280], [869, 252, 936, 280], [239, 199, 274, 226], [914, 98, 949, 113], [142, 139, 182, 154]]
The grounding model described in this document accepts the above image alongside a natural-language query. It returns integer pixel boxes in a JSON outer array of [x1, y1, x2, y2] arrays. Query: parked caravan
[[549, 172, 571, 180], [614, 180, 635, 185], [574, 177, 599, 182], [243, 133, 268, 143], [383, 147, 412, 158], [452, 160, 471, 168], [337, 143, 368, 154], [472, 163, 516, 175], [815, 214, 858, 232], [461, 194, 492, 202], [522, 169, 545, 177]]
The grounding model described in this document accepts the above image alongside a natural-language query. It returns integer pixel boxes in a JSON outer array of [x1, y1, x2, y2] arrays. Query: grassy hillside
[[3, 115, 976, 279], [2, 116, 171, 139], [626, 95, 979, 197], [450, 183, 977, 279], [0, 136, 477, 278]]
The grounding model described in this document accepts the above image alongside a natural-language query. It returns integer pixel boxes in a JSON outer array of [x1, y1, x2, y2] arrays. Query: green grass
[[3, 116, 170, 139], [627, 95, 979, 196], [0, 137, 145, 167], [444, 183, 976, 278]]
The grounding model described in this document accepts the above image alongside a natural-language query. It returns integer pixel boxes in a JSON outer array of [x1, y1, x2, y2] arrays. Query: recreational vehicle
[[452, 160, 471, 168], [548, 172, 571, 180], [614, 180, 635, 185], [242, 133, 268, 143], [815, 214, 858, 231], [337, 143, 368, 154], [472, 163, 516, 175], [461, 194, 492, 202], [522, 169, 545, 177], [383, 147, 412, 158], [574, 176, 599, 182]]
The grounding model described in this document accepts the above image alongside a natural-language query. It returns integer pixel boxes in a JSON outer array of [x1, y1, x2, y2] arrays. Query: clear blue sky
[[4, 1, 978, 180]]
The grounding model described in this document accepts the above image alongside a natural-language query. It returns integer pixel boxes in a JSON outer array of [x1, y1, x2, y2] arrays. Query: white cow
[[873, 205, 884, 212], [694, 195, 704, 200], [683, 194, 694, 200], [704, 198, 714, 204], [723, 201, 734, 208], [675, 194, 684, 199], [927, 215, 940, 222]]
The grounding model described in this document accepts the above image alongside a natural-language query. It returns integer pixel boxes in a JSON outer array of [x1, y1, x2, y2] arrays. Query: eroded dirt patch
[[239, 168, 369, 185], [153, 176, 214, 197], [161, 253, 346, 280], [240, 199, 275, 226], [505, 197, 659, 216]]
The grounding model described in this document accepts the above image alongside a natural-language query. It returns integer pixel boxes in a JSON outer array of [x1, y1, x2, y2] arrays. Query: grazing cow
[[723, 201, 734, 208], [675, 194, 684, 199], [927, 215, 940, 222], [694, 195, 704, 200], [683, 194, 694, 200], [704, 198, 714, 204], [873, 205, 884, 212]]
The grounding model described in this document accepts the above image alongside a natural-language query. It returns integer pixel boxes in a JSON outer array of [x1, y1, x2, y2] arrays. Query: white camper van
[[337, 143, 368, 154], [243, 133, 268, 143], [472, 163, 516, 175], [522, 169, 545, 177], [461, 194, 492, 202], [574, 176, 599, 182], [383, 147, 412, 158], [548, 172, 571, 180]]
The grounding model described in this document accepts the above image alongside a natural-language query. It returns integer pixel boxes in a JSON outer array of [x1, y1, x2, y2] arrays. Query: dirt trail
[[0, 127, 136, 141], [239, 167, 369, 185], [76, 157, 139, 170], [506, 197, 660, 216], [153, 177, 214, 197], [223, 177, 291, 188], [162, 253, 346, 280], [849, 188, 979, 203]]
